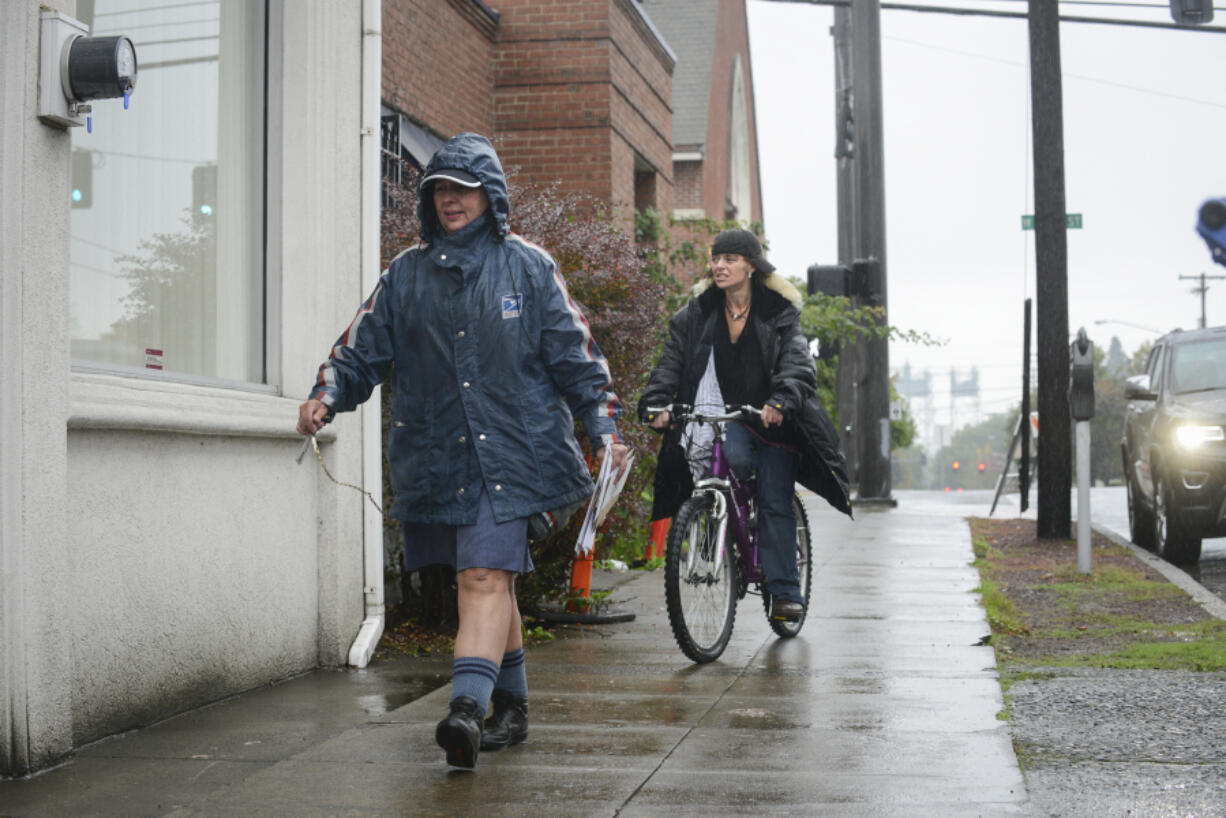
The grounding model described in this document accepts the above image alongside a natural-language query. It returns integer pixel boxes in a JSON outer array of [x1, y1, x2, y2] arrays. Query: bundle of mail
[[574, 451, 635, 556]]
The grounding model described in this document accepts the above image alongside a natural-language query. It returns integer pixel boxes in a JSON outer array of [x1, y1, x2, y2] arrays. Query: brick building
[[382, 0, 677, 222], [643, 0, 763, 224]]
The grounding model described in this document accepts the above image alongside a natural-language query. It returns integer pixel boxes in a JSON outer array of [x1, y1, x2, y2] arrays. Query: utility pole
[[850, 0, 893, 504], [1179, 272, 1226, 328], [1020, 298, 1032, 512], [831, 6, 860, 488], [1028, 0, 1071, 539]]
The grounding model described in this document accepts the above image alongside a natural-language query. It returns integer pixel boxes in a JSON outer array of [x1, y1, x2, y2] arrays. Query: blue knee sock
[[494, 648, 528, 699], [451, 656, 500, 716]]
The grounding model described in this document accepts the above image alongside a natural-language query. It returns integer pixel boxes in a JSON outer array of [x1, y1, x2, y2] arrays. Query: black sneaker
[[771, 598, 805, 622], [480, 689, 528, 751], [435, 695, 483, 768]]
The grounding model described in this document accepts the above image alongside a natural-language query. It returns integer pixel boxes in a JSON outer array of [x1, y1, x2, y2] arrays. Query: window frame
[[68, 0, 273, 392]]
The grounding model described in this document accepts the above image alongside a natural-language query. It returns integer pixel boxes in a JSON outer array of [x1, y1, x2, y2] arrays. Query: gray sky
[[747, 0, 1226, 448]]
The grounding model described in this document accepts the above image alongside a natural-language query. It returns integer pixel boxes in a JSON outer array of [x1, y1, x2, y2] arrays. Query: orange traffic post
[[648, 517, 670, 560], [567, 549, 594, 613], [566, 451, 599, 612]]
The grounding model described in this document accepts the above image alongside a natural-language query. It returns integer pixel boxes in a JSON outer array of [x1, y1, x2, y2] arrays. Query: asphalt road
[[899, 485, 1226, 606], [1075, 484, 1226, 604]]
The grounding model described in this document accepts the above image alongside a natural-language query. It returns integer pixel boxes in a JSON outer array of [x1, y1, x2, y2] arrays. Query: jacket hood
[[419, 132, 510, 242], [691, 272, 805, 312]]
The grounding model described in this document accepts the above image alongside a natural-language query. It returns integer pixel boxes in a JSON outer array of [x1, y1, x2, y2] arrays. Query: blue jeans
[[722, 422, 802, 604]]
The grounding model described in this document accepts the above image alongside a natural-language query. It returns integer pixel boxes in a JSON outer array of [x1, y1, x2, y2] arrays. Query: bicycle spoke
[[664, 495, 737, 663]]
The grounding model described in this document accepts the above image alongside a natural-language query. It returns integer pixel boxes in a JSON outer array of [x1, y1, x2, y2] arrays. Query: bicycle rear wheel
[[764, 492, 812, 638], [664, 494, 737, 663]]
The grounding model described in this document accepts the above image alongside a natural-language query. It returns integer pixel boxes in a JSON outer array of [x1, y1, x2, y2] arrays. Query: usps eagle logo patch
[[501, 293, 523, 319]]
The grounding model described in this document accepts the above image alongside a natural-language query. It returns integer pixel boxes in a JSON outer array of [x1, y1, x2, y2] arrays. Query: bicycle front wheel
[[664, 494, 737, 663]]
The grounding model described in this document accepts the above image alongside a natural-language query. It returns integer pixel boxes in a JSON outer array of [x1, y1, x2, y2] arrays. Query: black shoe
[[435, 695, 483, 768], [480, 689, 528, 751], [771, 598, 805, 622]]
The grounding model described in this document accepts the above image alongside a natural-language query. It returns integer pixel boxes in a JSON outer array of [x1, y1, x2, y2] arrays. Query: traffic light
[[1197, 198, 1226, 266], [806, 259, 876, 300], [807, 264, 849, 297], [951, 461, 960, 471], [71, 149, 92, 208], [192, 164, 217, 217], [1170, 0, 1213, 24], [978, 462, 986, 472]]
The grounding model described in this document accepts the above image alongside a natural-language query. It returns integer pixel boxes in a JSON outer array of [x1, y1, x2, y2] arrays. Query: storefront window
[[70, 0, 266, 384]]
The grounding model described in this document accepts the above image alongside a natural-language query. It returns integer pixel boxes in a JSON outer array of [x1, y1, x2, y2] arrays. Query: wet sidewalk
[[2, 493, 1026, 816]]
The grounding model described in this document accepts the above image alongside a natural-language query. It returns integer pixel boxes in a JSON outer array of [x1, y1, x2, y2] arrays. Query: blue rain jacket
[[309, 133, 621, 524]]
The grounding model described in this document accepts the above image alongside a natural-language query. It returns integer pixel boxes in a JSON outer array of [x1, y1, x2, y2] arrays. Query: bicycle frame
[[686, 413, 763, 588]]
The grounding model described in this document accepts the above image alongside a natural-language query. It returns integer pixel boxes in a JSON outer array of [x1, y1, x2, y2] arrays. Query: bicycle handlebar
[[643, 403, 762, 424]]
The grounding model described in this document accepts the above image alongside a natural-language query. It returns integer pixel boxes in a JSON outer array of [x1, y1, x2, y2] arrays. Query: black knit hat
[[711, 228, 775, 274]]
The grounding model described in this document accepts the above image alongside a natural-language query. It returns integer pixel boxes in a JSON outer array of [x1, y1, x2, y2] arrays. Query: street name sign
[[1022, 213, 1082, 230]]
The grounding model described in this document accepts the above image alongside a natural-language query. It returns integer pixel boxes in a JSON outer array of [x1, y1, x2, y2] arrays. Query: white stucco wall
[[1, 0, 77, 778], [67, 429, 321, 739], [2, 0, 369, 774]]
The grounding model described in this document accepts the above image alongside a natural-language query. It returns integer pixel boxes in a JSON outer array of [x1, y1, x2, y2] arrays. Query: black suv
[[1122, 326, 1226, 563]]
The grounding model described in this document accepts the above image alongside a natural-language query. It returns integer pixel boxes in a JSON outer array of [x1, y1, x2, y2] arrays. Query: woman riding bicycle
[[638, 229, 852, 621]]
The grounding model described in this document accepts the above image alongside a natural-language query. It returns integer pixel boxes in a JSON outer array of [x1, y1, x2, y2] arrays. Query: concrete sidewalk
[[2, 493, 1026, 816]]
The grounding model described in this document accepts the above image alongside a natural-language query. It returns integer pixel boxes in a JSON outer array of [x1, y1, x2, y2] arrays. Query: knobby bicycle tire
[[664, 494, 737, 663], [763, 492, 812, 638]]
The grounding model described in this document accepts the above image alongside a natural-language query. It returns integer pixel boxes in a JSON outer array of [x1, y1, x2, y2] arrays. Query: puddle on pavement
[[836, 677, 887, 694], [355, 677, 445, 715], [727, 707, 793, 729], [838, 720, 885, 732]]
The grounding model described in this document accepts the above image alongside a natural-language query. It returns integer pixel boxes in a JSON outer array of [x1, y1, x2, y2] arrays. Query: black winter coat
[[637, 275, 853, 521]]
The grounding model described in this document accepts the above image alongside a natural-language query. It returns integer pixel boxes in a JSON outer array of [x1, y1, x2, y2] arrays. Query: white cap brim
[[421, 169, 482, 188]]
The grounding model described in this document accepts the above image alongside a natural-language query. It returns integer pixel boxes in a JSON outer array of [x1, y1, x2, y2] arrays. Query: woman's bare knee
[[458, 567, 511, 594]]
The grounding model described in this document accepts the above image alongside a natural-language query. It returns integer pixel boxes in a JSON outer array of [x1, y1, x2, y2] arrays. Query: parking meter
[[1069, 328, 1095, 421], [1070, 327, 1095, 573]]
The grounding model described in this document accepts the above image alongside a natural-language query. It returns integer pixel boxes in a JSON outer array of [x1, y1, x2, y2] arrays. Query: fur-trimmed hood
[[691, 272, 804, 309], [690, 272, 805, 324]]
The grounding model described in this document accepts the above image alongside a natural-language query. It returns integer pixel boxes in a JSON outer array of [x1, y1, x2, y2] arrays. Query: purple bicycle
[[645, 404, 812, 663]]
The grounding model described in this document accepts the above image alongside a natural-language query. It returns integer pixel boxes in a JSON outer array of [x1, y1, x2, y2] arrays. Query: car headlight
[[1174, 425, 1226, 449]]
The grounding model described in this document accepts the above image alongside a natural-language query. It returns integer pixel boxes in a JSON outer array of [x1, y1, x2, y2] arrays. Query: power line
[[89, 148, 214, 166], [134, 56, 220, 71], [885, 35, 1226, 110], [70, 260, 124, 280], [756, 0, 1226, 32], [94, 1, 219, 17], [978, 0, 1224, 10], [92, 19, 218, 34], [132, 35, 219, 48], [71, 234, 129, 257]]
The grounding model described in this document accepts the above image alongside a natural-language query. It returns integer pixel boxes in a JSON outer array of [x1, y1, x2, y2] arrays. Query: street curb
[[1094, 524, 1226, 623]]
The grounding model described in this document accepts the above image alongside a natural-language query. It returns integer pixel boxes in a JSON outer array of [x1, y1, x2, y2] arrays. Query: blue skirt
[[401, 488, 533, 574]]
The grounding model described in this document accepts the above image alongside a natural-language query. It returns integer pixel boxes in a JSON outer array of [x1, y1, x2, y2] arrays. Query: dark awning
[[380, 109, 444, 170]]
